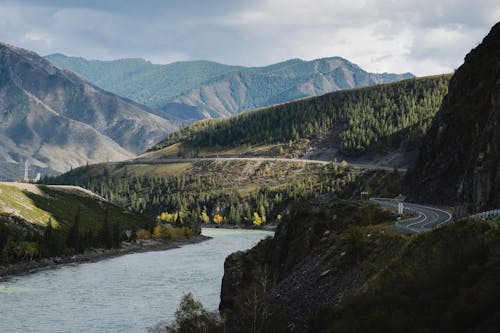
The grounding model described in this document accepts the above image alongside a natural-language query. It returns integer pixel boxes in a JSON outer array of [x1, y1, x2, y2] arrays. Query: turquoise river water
[[0, 228, 272, 333]]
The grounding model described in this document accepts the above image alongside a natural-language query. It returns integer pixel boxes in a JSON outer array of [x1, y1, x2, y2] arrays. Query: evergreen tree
[[66, 207, 82, 252], [100, 206, 113, 249]]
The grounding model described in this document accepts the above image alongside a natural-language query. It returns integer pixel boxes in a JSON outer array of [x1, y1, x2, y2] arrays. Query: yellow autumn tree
[[152, 225, 162, 239], [157, 211, 176, 223], [253, 212, 264, 226], [213, 214, 223, 224], [201, 211, 210, 224]]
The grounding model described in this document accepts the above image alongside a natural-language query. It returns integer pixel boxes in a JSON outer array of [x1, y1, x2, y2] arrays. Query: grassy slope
[[314, 220, 500, 333], [0, 183, 150, 232]]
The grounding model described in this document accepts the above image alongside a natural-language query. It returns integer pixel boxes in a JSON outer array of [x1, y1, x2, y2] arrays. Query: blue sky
[[0, 0, 499, 75]]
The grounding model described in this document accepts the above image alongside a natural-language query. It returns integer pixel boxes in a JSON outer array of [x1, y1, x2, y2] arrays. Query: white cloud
[[0, 0, 498, 76], [22, 32, 53, 46]]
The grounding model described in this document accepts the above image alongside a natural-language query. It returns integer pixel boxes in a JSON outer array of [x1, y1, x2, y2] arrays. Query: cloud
[[0, 0, 498, 76]]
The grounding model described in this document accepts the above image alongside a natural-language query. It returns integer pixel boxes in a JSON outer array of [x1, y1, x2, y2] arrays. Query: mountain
[[0, 42, 177, 180], [45, 54, 246, 115], [45, 54, 413, 123], [410, 21, 500, 213], [170, 58, 414, 121], [148, 75, 450, 169]]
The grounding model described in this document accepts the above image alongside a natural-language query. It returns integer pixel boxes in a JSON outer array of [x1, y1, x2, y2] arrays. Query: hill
[[215, 198, 500, 333], [410, 21, 500, 213], [45, 54, 413, 123], [42, 158, 405, 229], [0, 42, 177, 180], [148, 75, 450, 168], [0, 182, 154, 265]]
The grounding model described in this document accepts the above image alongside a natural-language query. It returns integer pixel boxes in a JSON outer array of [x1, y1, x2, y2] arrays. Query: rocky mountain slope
[[170, 58, 413, 121], [0, 42, 177, 180], [46, 54, 413, 123], [410, 21, 500, 213]]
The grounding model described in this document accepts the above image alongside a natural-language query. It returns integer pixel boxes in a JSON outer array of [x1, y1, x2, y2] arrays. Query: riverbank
[[202, 223, 277, 231], [0, 235, 210, 279]]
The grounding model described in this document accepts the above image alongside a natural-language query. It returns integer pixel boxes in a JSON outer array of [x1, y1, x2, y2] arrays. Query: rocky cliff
[[410, 21, 500, 212], [219, 200, 396, 331]]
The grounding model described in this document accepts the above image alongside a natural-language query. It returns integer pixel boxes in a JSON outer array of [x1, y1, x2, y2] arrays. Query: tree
[[253, 212, 264, 227], [213, 214, 223, 225], [344, 225, 367, 263], [258, 205, 266, 224], [0, 221, 9, 252], [66, 207, 82, 252], [112, 221, 122, 248], [152, 225, 162, 240], [100, 206, 113, 249], [201, 209, 210, 224], [167, 293, 219, 333]]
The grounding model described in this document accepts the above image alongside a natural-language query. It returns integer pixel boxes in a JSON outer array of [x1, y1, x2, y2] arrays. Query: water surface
[[0, 228, 272, 333]]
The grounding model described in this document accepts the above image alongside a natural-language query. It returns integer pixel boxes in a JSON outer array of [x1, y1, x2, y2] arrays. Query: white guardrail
[[468, 209, 500, 220]]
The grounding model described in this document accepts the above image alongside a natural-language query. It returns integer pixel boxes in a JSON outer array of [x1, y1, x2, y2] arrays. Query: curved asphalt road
[[370, 198, 452, 233]]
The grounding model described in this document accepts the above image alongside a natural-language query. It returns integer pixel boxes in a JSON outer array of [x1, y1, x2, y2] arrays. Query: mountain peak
[[46, 53, 413, 123]]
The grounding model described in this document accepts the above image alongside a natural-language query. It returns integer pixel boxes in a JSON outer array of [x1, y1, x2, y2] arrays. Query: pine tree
[[66, 207, 82, 252]]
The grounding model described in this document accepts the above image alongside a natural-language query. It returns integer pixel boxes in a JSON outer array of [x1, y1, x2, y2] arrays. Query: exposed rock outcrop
[[219, 200, 394, 329], [410, 21, 500, 212]]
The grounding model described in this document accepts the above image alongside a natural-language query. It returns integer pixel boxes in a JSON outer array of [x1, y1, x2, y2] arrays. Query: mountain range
[[0, 41, 413, 181], [0, 42, 177, 180], [46, 54, 413, 123]]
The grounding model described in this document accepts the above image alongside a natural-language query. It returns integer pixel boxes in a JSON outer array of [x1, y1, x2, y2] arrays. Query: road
[[132, 156, 406, 172], [370, 198, 452, 233]]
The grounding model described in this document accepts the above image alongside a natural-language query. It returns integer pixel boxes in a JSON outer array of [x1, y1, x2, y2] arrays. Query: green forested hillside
[[152, 75, 450, 157], [43, 160, 405, 228], [0, 183, 155, 264]]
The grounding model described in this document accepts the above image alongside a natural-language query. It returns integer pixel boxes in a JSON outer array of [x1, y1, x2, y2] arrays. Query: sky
[[0, 0, 499, 76]]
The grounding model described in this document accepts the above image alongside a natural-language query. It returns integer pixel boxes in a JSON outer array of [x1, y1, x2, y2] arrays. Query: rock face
[[410, 21, 500, 213], [219, 201, 377, 328], [46, 54, 413, 123], [0, 42, 177, 179]]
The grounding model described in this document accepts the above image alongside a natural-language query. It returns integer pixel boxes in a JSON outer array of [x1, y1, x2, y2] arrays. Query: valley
[[1, 3, 500, 332]]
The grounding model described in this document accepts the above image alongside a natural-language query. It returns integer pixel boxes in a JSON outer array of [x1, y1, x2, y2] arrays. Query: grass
[[310, 220, 500, 333], [0, 184, 56, 226], [141, 140, 310, 159], [116, 163, 193, 177], [0, 183, 152, 232]]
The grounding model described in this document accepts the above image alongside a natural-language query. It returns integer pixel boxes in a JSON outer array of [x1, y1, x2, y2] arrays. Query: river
[[0, 228, 272, 333]]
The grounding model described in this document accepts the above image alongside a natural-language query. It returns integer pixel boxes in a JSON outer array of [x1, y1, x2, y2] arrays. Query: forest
[[153, 75, 450, 156], [0, 186, 156, 265], [42, 160, 405, 229]]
